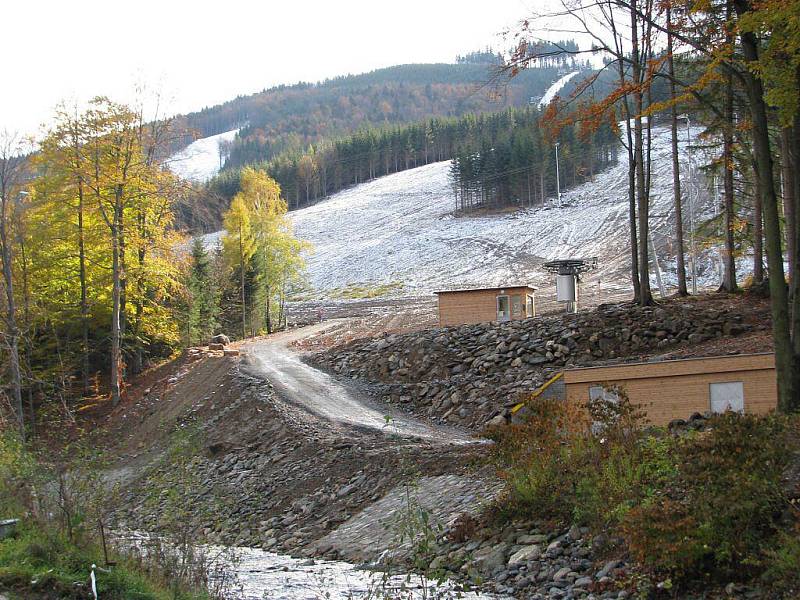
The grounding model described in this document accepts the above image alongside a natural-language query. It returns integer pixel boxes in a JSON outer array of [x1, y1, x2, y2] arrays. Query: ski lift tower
[[543, 257, 598, 313]]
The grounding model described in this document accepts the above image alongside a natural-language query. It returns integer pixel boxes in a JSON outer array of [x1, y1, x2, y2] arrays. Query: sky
[[2, 0, 550, 137]]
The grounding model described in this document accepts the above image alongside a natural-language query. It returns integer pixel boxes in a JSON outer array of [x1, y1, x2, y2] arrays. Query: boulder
[[508, 544, 541, 565], [473, 542, 509, 574], [486, 414, 507, 428], [209, 343, 225, 351], [211, 334, 231, 346]]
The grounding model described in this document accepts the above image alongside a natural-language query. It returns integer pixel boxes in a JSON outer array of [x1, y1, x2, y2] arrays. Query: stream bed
[[112, 532, 501, 599], [215, 545, 501, 599]]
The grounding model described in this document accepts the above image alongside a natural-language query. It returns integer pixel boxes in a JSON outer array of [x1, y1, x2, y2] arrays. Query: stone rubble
[[310, 300, 759, 429]]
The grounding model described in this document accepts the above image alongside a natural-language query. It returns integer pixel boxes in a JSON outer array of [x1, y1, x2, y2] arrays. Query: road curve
[[241, 322, 475, 444]]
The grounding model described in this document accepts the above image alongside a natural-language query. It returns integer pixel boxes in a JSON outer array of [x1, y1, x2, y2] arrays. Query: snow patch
[[169, 129, 239, 183], [201, 125, 719, 300], [539, 71, 581, 109]]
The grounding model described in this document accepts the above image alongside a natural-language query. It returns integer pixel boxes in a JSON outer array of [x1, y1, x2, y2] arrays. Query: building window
[[588, 384, 621, 434], [589, 385, 620, 403], [512, 294, 523, 317], [526, 294, 535, 317], [709, 381, 744, 414], [496, 295, 510, 321]]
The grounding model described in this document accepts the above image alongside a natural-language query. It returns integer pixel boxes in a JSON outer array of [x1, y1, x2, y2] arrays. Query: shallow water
[[217, 546, 498, 599], [113, 532, 499, 599]]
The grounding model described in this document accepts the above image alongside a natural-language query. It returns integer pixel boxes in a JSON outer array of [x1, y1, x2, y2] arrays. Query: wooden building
[[435, 285, 536, 327], [563, 353, 777, 426]]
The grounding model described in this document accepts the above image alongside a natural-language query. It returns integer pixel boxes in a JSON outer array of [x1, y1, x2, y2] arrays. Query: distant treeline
[[169, 57, 593, 168], [221, 62, 596, 170], [450, 111, 617, 210], [170, 43, 589, 158], [207, 105, 616, 212]]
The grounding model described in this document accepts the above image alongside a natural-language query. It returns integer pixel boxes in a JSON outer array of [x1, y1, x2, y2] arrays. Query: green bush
[[0, 431, 217, 600], [763, 532, 800, 592], [625, 413, 793, 582], [491, 390, 661, 526], [490, 392, 799, 588]]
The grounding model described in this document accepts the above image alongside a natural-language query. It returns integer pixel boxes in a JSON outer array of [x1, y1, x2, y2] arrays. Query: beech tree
[[221, 167, 307, 338], [24, 99, 183, 411], [0, 132, 26, 438]]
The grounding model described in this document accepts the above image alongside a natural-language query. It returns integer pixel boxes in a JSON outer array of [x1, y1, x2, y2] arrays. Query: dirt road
[[241, 321, 475, 444]]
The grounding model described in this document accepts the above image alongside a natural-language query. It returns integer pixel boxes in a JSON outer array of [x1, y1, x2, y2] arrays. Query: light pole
[[554, 142, 561, 202]]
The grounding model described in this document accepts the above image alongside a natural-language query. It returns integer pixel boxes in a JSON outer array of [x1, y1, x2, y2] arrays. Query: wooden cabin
[[435, 285, 536, 327], [563, 353, 777, 426]]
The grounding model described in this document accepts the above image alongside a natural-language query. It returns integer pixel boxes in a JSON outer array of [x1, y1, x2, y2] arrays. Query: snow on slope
[[169, 129, 239, 183], [539, 71, 581, 108], [202, 124, 722, 300]]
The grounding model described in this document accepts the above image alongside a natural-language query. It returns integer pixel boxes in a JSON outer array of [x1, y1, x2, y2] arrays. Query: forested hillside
[[207, 107, 616, 212], [169, 44, 590, 162]]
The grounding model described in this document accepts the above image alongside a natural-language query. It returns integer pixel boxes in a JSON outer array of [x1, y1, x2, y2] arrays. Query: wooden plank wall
[[565, 362, 777, 426], [437, 287, 532, 326]]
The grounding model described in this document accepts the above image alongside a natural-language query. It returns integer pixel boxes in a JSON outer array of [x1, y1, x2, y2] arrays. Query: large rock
[[473, 542, 509, 574], [508, 544, 541, 565], [211, 334, 231, 346]]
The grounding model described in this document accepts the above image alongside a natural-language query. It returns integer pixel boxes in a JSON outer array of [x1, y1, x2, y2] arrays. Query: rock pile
[[310, 300, 758, 429], [112, 373, 483, 557], [428, 519, 632, 599]]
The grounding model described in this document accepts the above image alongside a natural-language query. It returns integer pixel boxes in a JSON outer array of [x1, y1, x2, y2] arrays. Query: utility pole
[[554, 142, 561, 202]]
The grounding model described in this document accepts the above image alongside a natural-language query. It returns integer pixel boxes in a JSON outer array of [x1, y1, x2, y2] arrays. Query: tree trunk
[[77, 181, 91, 393], [110, 215, 122, 407], [239, 221, 246, 340], [753, 167, 765, 284], [781, 127, 796, 286], [721, 40, 738, 292], [0, 221, 24, 438], [734, 1, 798, 410], [265, 285, 272, 334], [614, 37, 641, 302], [631, 0, 652, 305], [668, 16, 688, 296], [791, 111, 800, 361]]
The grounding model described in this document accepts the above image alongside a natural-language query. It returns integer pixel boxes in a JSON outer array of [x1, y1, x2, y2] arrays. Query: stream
[[112, 532, 502, 600], [214, 546, 502, 599]]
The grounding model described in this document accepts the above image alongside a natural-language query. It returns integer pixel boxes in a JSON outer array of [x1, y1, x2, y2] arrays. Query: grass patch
[[0, 431, 223, 599], [328, 281, 404, 300], [0, 520, 214, 599]]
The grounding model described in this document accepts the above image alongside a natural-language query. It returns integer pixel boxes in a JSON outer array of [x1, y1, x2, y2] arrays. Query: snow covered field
[[202, 124, 726, 302], [169, 129, 239, 183]]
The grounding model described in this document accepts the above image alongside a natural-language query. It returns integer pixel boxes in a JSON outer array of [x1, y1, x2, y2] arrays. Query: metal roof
[[434, 285, 537, 295]]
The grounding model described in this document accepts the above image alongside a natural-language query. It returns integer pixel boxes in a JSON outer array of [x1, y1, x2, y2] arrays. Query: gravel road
[[242, 321, 475, 444]]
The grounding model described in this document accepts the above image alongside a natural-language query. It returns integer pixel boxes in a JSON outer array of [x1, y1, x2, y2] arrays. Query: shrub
[[763, 531, 800, 592], [490, 390, 799, 588], [490, 390, 658, 525], [624, 413, 793, 582]]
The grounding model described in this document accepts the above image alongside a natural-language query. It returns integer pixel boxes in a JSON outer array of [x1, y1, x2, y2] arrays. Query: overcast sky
[[2, 0, 552, 137]]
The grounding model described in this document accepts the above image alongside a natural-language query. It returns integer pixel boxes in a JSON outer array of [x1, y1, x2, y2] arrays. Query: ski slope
[[169, 129, 239, 183], [202, 124, 727, 300], [539, 71, 581, 108]]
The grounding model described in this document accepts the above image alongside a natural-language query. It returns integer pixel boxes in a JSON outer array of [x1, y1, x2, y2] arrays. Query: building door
[[709, 381, 744, 414], [511, 295, 523, 318], [526, 294, 535, 317], [496, 295, 510, 321]]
